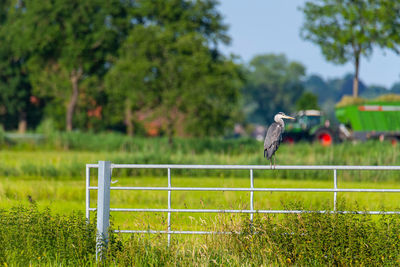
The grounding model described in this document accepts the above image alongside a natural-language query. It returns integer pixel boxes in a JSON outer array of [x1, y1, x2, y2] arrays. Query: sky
[[217, 0, 400, 88]]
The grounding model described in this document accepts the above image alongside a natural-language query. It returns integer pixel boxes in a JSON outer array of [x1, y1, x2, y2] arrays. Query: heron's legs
[[269, 159, 272, 169], [273, 156, 276, 169]]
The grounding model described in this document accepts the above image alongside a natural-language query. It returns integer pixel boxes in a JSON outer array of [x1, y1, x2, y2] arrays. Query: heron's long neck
[[276, 118, 284, 128]]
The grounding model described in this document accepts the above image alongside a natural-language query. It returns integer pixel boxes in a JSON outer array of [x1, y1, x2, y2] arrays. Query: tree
[[106, 25, 242, 140], [361, 84, 389, 98], [0, 0, 43, 132], [132, 0, 231, 47], [243, 54, 305, 124], [303, 74, 333, 105], [375, 0, 400, 54], [0, 45, 34, 132], [296, 92, 319, 110], [391, 82, 400, 94], [300, 0, 384, 98], [105, 26, 160, 136], [105, 0, 241, 139], [327, 73, 367, 100], [8, 0, 135, 131], [303, 73, 370, 118]]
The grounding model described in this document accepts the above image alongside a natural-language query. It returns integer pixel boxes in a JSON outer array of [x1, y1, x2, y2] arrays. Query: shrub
[[2, 204, 400, 265], [0, 206, 96, 265]]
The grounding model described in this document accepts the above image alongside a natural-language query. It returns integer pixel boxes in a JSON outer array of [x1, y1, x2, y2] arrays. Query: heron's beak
[[283, 115, 295, 120]]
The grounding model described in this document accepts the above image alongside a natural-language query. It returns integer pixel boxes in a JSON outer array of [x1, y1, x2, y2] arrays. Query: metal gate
[[86, 162, 400, 258]]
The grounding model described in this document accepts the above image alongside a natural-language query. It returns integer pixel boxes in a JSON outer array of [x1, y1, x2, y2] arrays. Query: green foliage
[[106, 23, 243, 138], [8, 0, 136, 131], [0, 125, 5, 146], [0, 135, 399, 180], [301, 0, 374, 64], [2, 205, 400, 265], [300, 0, 400, 97], [133, 0, 230, 45], [304, 73, 375, 120], [0, 0, 398, 139], [296, 91, 320, 110], [242, 54, 305, 124], [305, 73, 368, 102], [0, 0, 43, 131], [35, 118, 58, 136], [374, 0, 400, 53], [0, 206, 96, 265], [1, 0, 239, 136], [235, 206, 400, 265], [19, 0, 136, 130]]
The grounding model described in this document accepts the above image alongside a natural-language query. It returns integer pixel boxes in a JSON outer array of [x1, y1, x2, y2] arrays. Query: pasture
[[1, 137, 400, 265], [3, 174, 400, 227]]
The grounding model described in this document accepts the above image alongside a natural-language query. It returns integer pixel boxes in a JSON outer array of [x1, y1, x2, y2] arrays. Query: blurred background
[[0, 0, 399, 144]]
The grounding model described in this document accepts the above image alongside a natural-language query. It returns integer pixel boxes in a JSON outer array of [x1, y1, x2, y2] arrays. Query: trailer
[[335, 99, 400, 143]]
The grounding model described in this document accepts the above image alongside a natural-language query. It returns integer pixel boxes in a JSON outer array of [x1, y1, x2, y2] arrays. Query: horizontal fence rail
[[87, 186, 400, 192], [86, 162, 400, 260], [86, 163, 400, 170], [89, 207, 400, 214]]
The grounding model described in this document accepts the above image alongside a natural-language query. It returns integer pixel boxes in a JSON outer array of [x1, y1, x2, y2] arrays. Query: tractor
[[282, 109, 337, 146], [282, 95, 400, 146]]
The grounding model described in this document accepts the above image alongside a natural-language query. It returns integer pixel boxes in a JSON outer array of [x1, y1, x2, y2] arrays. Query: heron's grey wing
[[264, 123, 283, 151]]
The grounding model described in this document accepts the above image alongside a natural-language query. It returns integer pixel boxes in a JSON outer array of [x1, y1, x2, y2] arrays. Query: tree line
[[0, 0, 399, 138]]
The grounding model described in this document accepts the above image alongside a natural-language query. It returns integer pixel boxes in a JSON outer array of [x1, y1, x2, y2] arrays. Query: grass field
[[2, 174, 400, 231], [0, 139, 399, 180], [1, 137, 400, 265]]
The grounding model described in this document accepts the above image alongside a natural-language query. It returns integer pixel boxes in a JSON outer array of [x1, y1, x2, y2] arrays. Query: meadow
[[1, 133, 400, 265]]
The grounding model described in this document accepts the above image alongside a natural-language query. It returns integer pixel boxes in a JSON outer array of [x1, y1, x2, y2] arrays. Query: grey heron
[[264, 112, 295, 168]]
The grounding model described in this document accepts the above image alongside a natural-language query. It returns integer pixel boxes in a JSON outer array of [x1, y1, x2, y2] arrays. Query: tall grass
[[2, 133, 400, 265], [4, 131, 259, 154], [2, 205, 400, 266], [232, 203, 400, 265], [3, 176, 400, 231], [0, 134, 399, 181], [0, 206, 96, 265], [3, 131, 399, 161]]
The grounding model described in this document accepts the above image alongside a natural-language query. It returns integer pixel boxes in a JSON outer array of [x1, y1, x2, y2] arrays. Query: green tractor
[[283, 95, 400, 146], [283, 110, 337, 146]]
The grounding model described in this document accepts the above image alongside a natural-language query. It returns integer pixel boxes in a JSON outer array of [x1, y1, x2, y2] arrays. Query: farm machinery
[[282, 109, 337, 146], [282, 95, 400, 145]]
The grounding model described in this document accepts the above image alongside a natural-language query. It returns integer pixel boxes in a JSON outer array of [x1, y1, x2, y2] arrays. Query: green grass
[[2, 175, 400, 232], [0, 139, 399, 180], [2, 205, 400, 266], [0, 206, 97, 265], [1, 136, 400, 265]]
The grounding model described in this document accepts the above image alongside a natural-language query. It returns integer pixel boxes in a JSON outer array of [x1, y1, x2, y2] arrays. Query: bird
[[27, 195, 36, 205], [264, 112, 295, 169]]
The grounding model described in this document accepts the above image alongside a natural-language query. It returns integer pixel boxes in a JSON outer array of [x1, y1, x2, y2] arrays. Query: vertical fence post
[[333, 169, 337, 212], [96, 161, 111, 261], [167, 168, 171, 246], [85, 165, 90, 222], [250, 169, 254, 223]]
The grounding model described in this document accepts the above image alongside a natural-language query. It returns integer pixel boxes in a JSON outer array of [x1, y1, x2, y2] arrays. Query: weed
[[2, 204, 400, 265]]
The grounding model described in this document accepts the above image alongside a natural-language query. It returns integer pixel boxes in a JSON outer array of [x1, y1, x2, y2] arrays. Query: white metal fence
[[86, 161, 400, 259]]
